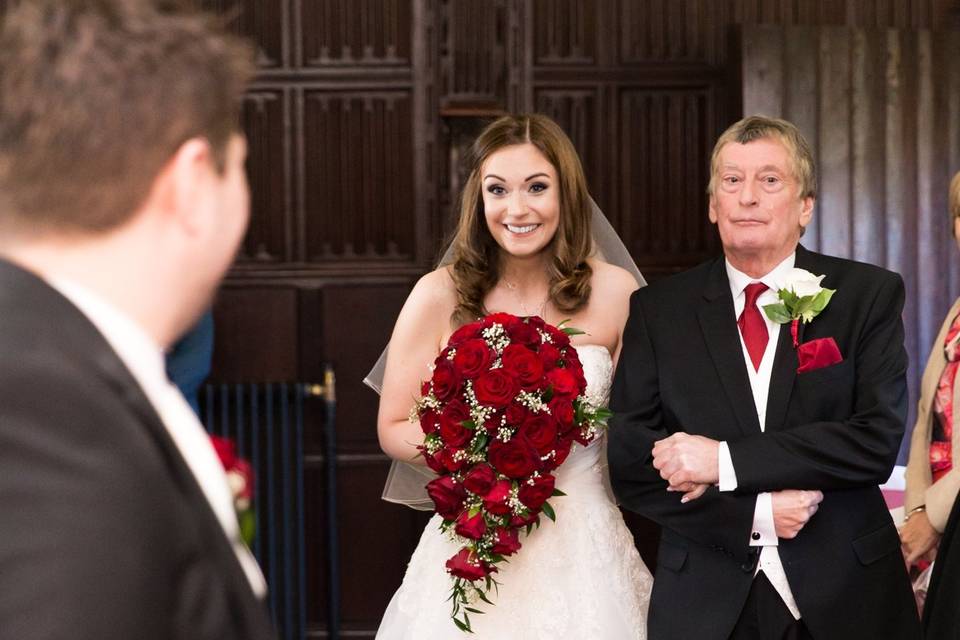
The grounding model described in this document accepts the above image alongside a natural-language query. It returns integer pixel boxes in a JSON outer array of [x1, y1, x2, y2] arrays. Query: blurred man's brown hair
[[0, 0, 254, 234]]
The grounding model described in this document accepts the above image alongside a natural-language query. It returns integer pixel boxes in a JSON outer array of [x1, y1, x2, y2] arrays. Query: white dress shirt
[[716, 254, 801, 620], [49, 278, 267, 598]]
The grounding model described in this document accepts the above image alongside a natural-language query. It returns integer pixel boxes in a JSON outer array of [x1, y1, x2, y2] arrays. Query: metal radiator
[[200, 369, 337, 640]]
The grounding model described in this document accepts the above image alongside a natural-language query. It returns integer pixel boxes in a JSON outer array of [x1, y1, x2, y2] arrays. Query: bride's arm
[[377, 268, 456, 463]]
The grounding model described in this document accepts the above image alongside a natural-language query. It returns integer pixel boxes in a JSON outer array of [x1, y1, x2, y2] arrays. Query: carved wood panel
[[239, 90, 291, 263], [301, 0, 412, 66], [302, 92, 416, 262]]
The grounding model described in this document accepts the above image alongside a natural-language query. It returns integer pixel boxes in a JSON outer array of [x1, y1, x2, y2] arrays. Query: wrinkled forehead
[[713, 135, 797, 175]]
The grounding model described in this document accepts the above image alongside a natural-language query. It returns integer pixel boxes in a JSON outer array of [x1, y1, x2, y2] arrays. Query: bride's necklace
[[502, 280, 550, 318]]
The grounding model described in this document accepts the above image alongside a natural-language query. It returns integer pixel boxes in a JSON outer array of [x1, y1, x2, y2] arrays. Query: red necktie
[[739, 282, 769, 371]]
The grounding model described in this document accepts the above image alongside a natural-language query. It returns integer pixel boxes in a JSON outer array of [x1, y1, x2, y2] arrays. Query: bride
[[371, 114, 652, 638]]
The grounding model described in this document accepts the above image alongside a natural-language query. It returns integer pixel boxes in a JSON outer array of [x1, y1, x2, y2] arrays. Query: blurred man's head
[[0, 0, 254, 343]]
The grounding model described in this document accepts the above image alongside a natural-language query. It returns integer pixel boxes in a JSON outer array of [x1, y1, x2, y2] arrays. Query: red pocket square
[[796, 337, 843, 373]]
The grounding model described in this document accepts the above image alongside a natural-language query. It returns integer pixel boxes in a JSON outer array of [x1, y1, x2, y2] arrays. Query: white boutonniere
[[762, 268, 836, 346]]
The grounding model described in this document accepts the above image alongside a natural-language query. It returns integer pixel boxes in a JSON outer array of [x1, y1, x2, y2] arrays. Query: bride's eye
[[528, 182, 548, 194], [487, 184, 507, 196]]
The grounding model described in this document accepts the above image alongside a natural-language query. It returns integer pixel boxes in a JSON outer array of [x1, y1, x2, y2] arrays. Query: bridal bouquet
[[412, 312, 610, 632]]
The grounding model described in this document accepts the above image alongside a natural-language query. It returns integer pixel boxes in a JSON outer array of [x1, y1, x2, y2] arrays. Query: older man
[[609, 116, 920, 639], [0, 2, 274, 639]]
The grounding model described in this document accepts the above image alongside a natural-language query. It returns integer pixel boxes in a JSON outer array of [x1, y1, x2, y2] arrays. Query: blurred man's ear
[[708, 195, 718, 224], [160, 137, 216, 235]]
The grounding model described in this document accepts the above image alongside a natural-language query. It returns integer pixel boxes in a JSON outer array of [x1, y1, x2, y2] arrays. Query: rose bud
[[463, 463, 496, 496], [482, 479, 513, 515], [454, 510, 487, 540], [510, 511, 540, 528], [518, 474, 556, 511], [426, 476, 466, 521], [445, 548, 496, 581], [490, 528, 521, 556]]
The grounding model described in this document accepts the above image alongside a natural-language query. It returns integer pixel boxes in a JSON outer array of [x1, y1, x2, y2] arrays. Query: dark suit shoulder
[[632, 258, 716, 306]]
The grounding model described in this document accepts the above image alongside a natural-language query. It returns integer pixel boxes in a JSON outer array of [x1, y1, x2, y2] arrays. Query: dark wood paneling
[[302, 0, 412, 66], [210, 287, 300, 381], [240, 90, 291, 263], [303, 92, 416, 262], [533, 0, 598, 65], [319, 283, 413, 453], [202, 0, 286, 67]]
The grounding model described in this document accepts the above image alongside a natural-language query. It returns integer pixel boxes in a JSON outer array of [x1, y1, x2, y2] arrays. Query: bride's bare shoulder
[[403, 266, 459, 318], [587, 259, 641, 300]]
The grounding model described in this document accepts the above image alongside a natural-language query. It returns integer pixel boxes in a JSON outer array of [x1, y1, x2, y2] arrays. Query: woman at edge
[[901, 170, 960, 632], [374, 114, 652, 638]]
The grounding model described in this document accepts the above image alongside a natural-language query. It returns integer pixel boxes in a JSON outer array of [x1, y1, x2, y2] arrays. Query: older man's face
[[708, 137, 813, 267]]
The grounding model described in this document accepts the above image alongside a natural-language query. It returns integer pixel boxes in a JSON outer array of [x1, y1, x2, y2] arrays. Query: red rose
[[506, 320, 541, 347], [505, 402, 530, 427], [448, 321, 482, 347], [483, 312, 516, 329], [446, 548, 495, 581], [438, 447, 469, 473], [526, 316, 546, 331], [453, 339, 492, 378], [483, 409, 504, 433], [539, 344, 561, 371], [419, 408, 441, 435], [426, 476, 467, 521], [547, 325, 571, 347], [474, 369, 519, 408], [431, 358, 461, 401], [519, 413, 558, 454], [439, 413, 473, 447], [551, 433, 577, 467], [455, 510, 487, 540], [420, 380, 431, 396], [510, 511, 539, 528], [490, 528, 521, 556], [518, 474, 555, 511], [547, 368, 579, 398], [488, 435, 542, 478], [502, 344, 545, 390], [210, 435, 236, 469], [483, 479, 513, 515], [463, 463, 496, 496], [549, 397, 575, 431], [562, 349, 587, 389], [422, 450, 445, 474]]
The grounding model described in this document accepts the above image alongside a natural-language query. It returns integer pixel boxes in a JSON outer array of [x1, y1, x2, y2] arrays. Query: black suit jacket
[[609, 246, 921, 640], [0, 261, 275, 640]]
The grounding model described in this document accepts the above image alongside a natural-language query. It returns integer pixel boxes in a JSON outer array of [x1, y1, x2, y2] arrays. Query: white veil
[[363, 197, 646, 510]]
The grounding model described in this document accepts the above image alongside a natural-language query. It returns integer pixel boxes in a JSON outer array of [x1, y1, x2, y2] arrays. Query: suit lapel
[[696, 258, 762, 436], [764, 245, 817, 432]]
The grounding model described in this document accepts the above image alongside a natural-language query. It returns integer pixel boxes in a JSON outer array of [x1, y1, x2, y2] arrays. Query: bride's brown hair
[[448, 114, 593, 326]]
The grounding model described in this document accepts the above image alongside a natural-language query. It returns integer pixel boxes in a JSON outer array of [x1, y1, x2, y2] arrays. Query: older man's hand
[[652, 432, 720, 489]]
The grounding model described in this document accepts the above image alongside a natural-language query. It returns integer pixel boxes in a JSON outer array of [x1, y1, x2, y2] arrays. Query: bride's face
[[481, 143, 560, 259]]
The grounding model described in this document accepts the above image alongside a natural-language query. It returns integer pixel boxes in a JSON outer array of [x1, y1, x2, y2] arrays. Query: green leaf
[[551, 488, 567, 497], [809, 288, 835, 313], [762, 303, 792, 324], [779, 288, 801, 308], [477, 590, 495, 605], [561, 327, 587, 336], [541, 501, 556, 522], [238, 510, 257, 548], [464, 607, 485, 614], [452, 616, 471, 633]]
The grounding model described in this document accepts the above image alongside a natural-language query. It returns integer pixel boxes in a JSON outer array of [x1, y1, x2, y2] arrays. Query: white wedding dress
[[377, 345, 652, 639]]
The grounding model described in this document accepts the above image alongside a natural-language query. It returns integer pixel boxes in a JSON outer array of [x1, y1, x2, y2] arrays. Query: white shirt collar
[[725, 252, 796, 300]]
